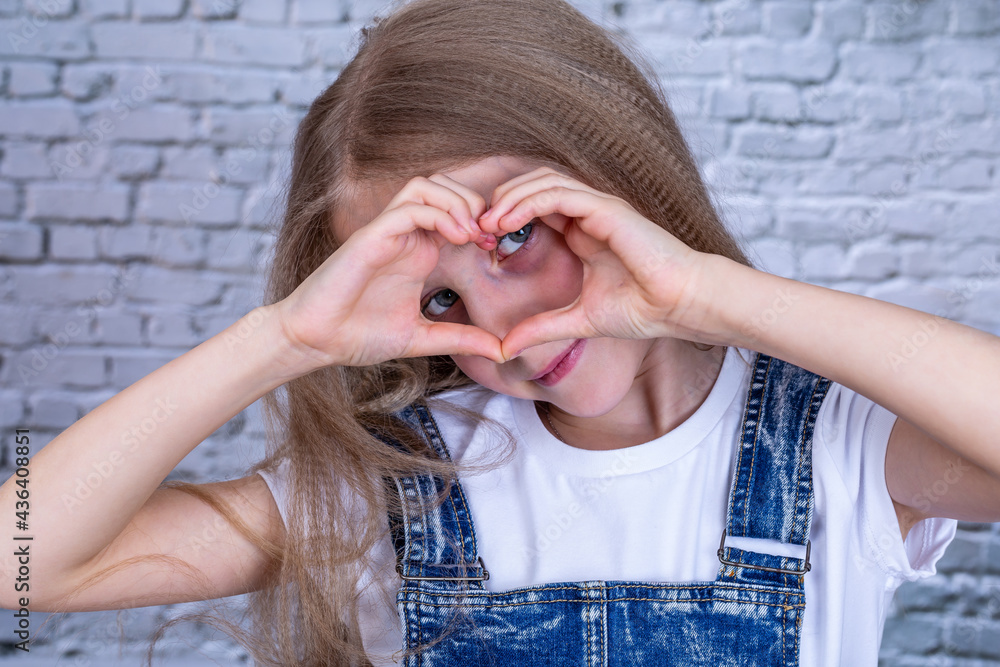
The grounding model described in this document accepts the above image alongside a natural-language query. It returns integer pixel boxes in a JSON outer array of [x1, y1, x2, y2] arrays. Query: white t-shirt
[[258, 345, 957, 666]]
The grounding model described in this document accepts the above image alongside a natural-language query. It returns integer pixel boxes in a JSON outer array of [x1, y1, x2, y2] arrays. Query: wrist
[[226, 304, 331, 385]]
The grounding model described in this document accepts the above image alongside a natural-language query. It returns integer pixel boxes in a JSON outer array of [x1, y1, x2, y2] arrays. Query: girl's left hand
[[476, 167, 725, 360]]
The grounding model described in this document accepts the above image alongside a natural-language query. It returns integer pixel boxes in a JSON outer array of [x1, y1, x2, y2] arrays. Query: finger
[[362, 202, 479, 249], [480, 170, 608, 233], [385, 176, 480, 236], [411, 322, 505, 364], [426, 173, 489, 226], [500, 304, 593, 362]]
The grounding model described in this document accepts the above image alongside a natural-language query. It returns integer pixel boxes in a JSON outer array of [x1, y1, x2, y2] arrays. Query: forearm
[[708, 255, 1000, 477], [1, 304, 317, 579]]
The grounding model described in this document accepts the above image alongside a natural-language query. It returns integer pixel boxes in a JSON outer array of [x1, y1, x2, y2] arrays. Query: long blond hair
[[145, 0, 754, 664]]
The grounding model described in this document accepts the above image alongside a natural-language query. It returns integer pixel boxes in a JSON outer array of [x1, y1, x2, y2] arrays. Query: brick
[[0, 389, 25, 428], [898, 241, 944, 277], [815, 2, 864, 42], [0, 305, 34, 345], [7, 61, 58, 96], [0, 181, 18, 217], [48, 141, 110, 181], [191, 0, 239, 19], [218, 147, 270, 184], [147, 312, 200, 346], [150, 225, 206, 266], [26, 391, 80, 429], [947, 244, 1000, 279], [855, 162, 908, 197], [80, 0, 129, 18], [124, 265, 227, 305], [24, 0, 74, 18], [801, 243, 847, 281], [750, 84, 800, 122], [614, 1, 708, 34], [137, 182, 242, 226], [652, 38, 731, 77], [882, 198, 953, 238], [202, 25, 308, 67], [99, 224, 157, 260], [738, 42, 836, 82], [0, 222, 43, 260], [206, 228, 266, 270], [238, 0, 287, 22], [708, 86, 751, 120], [762, 2, 812, 38], [8, 264, 135, 305], [293, 0, 342, 23], [835, 126, 916, 161], [167, 67, 279, 104], [778, 205, 864, 242], [94, 106, 195, 143], [27, 183, 129, 222], [61, 63, 113, 101], [0, 19, 90, 60], [866, 1, 949, 42], [0, 101, 81, 139], [954, 0, 1000, 35], [925, 41, 1000, 78], [845, 241, 898, 280], [93, 311, 142, 345], [0, 142, 52, 179], [108, 145, 160, 180], [160, 146, 218, 181], [735, 126, 834, 159], [934, 158, 993, 191], [133, 0, 185, 20], [709, 2, 760, 36], [49, 224, 100, 260], [880, 615, 942, 655], [315, 24, 361, 68], [948, 198, 1000, 241], [92, 23, 197, 60], [5, 348, 106, 388], [797, 166, 854, 195], [205, 107, 298, 146], [840, 44, 921, 82]]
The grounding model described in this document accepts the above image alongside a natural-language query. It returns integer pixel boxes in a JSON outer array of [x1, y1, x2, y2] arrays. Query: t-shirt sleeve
[[816, 382, 957, 585], [257, 459, 292, 531]]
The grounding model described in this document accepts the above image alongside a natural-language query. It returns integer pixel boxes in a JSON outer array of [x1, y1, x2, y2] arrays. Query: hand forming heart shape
[[272, 165, 718, 372]]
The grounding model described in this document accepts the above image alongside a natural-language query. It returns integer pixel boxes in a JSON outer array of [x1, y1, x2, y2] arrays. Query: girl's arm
[[0, 305, 312, 610], [709, 254, 1000, 526]]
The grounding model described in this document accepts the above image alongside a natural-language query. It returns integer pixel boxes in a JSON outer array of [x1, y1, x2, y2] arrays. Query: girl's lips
[[533, 339, 585, 387]]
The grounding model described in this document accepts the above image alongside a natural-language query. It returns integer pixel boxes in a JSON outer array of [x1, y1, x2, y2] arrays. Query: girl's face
[[345, 155, 659, 419]]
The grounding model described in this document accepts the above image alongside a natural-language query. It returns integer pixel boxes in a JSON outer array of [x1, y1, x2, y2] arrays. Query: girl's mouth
[[533, 339, 585, 387]]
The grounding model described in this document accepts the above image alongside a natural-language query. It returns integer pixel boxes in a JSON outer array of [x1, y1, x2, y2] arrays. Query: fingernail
[[479, 232, 489, 240], [481, 207, 492, 220]]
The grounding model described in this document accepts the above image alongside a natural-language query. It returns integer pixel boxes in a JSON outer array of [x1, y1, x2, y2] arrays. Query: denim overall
[[376, 351, 832, 666]]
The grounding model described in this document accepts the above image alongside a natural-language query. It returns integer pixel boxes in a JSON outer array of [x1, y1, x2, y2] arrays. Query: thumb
[[413, 322, 505, 364], [501, 306, 591, 361]]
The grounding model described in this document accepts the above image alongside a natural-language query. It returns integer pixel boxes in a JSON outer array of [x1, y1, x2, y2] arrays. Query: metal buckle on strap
[[717, 531, 811, 575], [396, 556, 490, 582]]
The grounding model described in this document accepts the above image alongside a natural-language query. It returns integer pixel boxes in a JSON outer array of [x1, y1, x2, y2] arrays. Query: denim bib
[[375, 352, 832, 666]]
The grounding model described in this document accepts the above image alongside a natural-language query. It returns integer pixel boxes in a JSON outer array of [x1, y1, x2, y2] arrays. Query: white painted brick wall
[[0, 0, 998, 664]]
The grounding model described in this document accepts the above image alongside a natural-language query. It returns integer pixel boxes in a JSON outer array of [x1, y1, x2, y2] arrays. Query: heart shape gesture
[[476, 167, 717, 361]]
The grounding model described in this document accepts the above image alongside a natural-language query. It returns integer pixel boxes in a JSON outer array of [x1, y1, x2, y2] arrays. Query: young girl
[[4, 0, 998, 665]]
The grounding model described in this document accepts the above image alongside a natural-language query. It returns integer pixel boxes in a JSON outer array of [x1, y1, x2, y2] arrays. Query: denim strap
[[717, 352, 832, 584], [378, 402, 486, 584]]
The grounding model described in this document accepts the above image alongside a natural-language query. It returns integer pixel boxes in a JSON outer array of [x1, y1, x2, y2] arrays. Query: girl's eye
[[495, 222, 535, 260], [421, 222, 537, 319], [423, 289, 459, 318]]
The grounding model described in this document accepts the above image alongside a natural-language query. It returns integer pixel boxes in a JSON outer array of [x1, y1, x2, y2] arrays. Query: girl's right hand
[[272, 175, 506, 369]]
